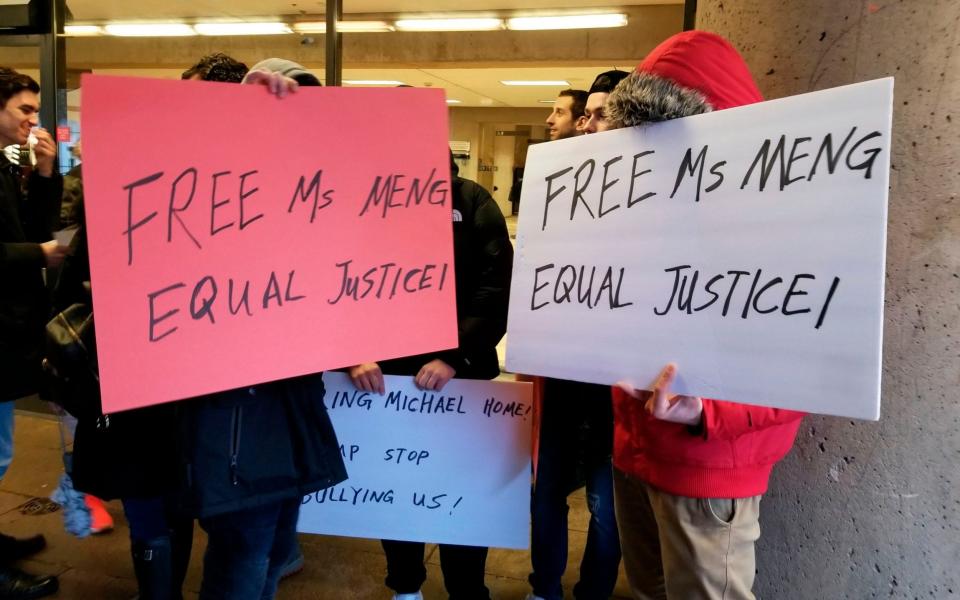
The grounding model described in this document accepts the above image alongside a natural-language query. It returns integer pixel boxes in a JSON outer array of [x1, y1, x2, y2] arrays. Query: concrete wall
[[696, 2, 959, 598]]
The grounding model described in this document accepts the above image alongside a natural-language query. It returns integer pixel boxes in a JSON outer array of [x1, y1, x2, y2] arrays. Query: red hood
[[637, 30, 763, 110]]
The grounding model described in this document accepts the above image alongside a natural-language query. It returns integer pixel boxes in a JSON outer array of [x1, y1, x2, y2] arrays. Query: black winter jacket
[[379, 176, 513, 379], [0, 165, 61, 401], [177, 375, 347, 518]]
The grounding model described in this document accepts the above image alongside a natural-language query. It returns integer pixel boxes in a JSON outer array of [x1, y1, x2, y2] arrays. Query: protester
[[545, 89, 588, 141], [525, 85, 622, 600], [347, 152, 513, 600], [171, 58, 347, 600], [603, 30, 806, 599], [0, 66, 64, 600], [66, 53, 254, 600], [582, 70, 629, 134]]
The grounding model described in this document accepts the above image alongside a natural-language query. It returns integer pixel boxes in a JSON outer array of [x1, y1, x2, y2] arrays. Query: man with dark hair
[[182, 52, 249, 83], [582, 69, 630, 134], [545, 89, 588, 141], [525, 72, 628, 600], [0, 66, 64, 600]]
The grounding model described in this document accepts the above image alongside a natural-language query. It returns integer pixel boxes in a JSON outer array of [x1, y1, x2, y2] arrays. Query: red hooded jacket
[[610, 31, 804, 498]]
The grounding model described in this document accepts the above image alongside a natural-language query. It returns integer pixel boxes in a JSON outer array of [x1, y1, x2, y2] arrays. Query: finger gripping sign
[[506, 78, 893, 420], [81, 75, 457, 412], [297, 373, 533, 549]]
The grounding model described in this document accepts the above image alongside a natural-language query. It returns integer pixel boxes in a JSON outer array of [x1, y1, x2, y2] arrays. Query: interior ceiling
[[88, 66, 635, 108], [51, 1, 682, 108], [67, 0, 681, 20]]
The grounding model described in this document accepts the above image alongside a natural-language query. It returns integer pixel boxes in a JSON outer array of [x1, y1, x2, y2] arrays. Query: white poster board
[[506, 78, 893, 420], [297, 372, 533, 549]]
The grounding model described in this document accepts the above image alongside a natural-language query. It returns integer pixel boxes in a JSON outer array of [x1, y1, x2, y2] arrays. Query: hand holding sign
[[243, 70, 299, 98], [617, 363, 703, 426], [349, 362, 385, 395], [415, 358, 456, 391]]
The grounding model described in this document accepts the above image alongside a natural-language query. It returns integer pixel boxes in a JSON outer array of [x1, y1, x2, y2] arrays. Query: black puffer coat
[[379, 174, 513, 380]]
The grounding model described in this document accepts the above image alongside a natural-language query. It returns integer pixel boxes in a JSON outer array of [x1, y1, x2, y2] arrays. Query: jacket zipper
[[229, 406, 242, 486]]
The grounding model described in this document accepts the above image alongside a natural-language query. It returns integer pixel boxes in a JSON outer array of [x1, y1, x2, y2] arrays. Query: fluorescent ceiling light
[[294, 21, 394, 33], [446, 99, 462, 104], [64, 25, 103, 36], [395, 18, 503, 32], [507, 13, 628, 31], [194, 22, 291, 36], [538, 99, 557, 103], [104, 23, 195, 36], [344, 80, 406, 86], [501, 80, 569, 86]]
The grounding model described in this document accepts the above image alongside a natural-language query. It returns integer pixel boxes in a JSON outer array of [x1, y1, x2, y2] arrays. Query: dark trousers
[[198, 498, 300, 600], [382, 539, 490, 600], [529, 379, 622, 600]]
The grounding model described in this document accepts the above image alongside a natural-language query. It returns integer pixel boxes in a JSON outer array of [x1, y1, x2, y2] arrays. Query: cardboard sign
[[297, 373, 533, 549], [506, 78, 893, 420], [81, 75, 457, 412]]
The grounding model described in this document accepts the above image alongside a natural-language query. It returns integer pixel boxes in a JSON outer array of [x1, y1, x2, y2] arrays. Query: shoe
[[0, 566, 58, 599], [392, 593, 423, 600], [0, 533, 46, 562], [84, 495, 114, 534]]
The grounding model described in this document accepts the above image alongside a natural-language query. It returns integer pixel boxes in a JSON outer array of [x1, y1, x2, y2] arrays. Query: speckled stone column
[[693, 2, 959, 598]]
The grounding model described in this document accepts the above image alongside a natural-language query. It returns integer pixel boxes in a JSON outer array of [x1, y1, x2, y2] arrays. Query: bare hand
[[415, 359, 456, 391], [618, 363, 703, 426], [243, 70, 299, 98], [348, 362, 384, 394], [40, 239, 68, 268], [32, 128, 56, 177]]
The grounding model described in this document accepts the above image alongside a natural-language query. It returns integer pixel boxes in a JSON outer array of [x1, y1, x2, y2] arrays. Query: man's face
[[0, 90, 39, 147], [583, 92, 610, 134], [545, 95, 581, 141]]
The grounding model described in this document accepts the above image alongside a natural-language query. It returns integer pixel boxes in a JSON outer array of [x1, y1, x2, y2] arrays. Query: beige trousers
[[613, 468, 762, 600]]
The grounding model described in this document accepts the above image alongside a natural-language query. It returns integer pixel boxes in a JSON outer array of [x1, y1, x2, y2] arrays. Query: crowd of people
[[0, 30, 805, 600]]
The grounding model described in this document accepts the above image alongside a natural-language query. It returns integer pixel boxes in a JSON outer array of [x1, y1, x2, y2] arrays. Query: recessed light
[[501, 80, 570, 86], [194, 22, 291, 36], [344, 80, 407, 86], [64, 25, 103, 36], [446, 99, 462, 104], [293, 21, 394, 33], [506, 14, 628, 31], [104, 23, 196, 37], [395, 18, 503, 32]]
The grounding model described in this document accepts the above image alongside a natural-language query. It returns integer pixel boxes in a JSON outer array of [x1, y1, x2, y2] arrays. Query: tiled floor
[[1, 412, 632, 599]]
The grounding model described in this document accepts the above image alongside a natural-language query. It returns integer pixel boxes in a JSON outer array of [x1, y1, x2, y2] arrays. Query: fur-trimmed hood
[[606, 72, 712, 129], [606, 30, 762, 129]]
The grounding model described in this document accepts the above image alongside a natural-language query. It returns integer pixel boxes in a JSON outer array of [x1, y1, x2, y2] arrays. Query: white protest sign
[[506, 78, 892, 420], [297, 372, 533, 549]]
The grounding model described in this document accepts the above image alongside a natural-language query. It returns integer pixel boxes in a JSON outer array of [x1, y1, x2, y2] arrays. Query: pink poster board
[[81, 75, 458, 412]]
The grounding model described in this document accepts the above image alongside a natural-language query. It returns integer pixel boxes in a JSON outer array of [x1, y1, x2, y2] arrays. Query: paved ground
[[1, 412, 631, 599]]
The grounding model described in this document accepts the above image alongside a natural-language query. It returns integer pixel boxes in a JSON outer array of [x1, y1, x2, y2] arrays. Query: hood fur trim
[[606, 72, 712, 129]]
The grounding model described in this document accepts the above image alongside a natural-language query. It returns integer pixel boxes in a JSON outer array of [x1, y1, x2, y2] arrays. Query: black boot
[[0, 566, 58, 600], [130, 537, 172, 600], [0, 533, 45, 562], [168, 520, 194, 600]]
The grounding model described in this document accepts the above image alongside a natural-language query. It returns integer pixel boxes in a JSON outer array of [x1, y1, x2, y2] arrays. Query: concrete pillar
[[695, 1, 959, 597]]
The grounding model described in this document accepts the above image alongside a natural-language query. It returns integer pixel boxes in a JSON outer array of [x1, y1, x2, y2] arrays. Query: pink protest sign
[[81, 75, 458, 412]]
